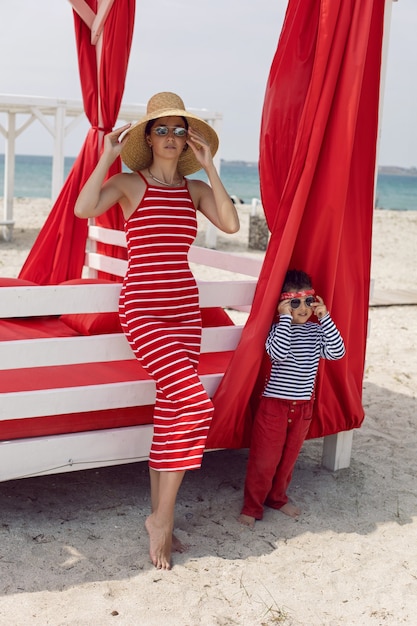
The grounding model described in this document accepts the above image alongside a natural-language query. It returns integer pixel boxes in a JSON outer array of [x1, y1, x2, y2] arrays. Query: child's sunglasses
[[289, 296, 316, 309], [280, 289, 316, 309], [153, 126, 187, 137]]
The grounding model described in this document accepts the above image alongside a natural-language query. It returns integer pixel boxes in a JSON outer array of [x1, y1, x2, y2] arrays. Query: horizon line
[[0, 153, 416, 172]]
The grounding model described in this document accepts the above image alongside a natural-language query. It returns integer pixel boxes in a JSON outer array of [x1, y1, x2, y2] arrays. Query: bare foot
[[279, 502, 301, 518], [172, 533, 187, 553], [238, 513, 256, 529], [145, 514, 172, 570]]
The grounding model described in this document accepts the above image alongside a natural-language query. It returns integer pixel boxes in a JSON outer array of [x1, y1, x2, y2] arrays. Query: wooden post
[[2, 111, 16, 241], [204, 116, 223, 249], [51, 103, 66, 201], [321, 430, 354, 471]]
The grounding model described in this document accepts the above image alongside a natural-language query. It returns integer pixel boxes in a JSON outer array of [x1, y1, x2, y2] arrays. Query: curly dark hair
[[281, 269, 313, 293]]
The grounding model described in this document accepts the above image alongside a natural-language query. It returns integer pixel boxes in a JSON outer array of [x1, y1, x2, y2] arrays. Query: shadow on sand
[[1, 381, 416, 594]]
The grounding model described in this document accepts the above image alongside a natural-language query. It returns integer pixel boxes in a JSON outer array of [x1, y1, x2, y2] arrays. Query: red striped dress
[[119, 173, 214, 471]]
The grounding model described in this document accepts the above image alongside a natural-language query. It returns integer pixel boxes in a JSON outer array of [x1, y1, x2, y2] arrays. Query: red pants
[[241, 395, 314, 519]]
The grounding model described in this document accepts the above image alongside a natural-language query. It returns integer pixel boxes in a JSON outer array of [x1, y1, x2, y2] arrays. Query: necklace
[[148, 168, 183, 187]]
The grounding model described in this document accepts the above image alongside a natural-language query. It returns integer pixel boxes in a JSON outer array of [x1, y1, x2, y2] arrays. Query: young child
[[239, 269, 345, 528]]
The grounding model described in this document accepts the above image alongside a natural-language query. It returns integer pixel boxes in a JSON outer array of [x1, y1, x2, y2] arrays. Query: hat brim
[[121, 108, 219, 176]]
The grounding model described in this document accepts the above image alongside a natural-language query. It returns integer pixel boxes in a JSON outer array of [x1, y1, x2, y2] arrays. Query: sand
[[0, 199, 416, 625]]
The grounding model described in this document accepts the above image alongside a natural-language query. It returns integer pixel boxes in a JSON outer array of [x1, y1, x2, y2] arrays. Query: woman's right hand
[[102, 123, 131, 159], [75, 123, 131, 219]]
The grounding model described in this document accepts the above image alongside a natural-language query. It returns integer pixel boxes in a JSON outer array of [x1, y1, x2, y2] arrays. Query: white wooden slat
[[0, 425, 154, 482], [85, 249, 261, 280], [0, 284, 121, 318], [0, 280, 256, 318], [85, 251, 127, 277], [200, 325, 242, 352], [0, 334, 132, 369], [0, 380, 155, 420], [189, 245, 262, 277], [198, 280, 257, 307], [0, 373, 222, 420], [85, 228, 263, 278], [0, 325, 242, 370], [0, 423, 352, 482], [88, 224, 126, 247]]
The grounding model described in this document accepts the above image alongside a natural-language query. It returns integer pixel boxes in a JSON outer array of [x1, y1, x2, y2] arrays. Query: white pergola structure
[[0, 93, 222, 241]]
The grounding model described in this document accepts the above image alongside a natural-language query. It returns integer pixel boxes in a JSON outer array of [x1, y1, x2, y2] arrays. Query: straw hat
[[121, 92, 219, 176]]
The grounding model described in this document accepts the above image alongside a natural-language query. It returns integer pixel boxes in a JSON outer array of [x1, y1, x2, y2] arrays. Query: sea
[[0, 154, 416, 210]]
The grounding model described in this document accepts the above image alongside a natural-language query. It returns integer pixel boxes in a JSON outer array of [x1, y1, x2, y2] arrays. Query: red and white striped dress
[[119, 173, 214, 471]]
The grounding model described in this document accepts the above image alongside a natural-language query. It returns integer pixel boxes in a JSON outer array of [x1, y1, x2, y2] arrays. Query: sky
[[0, 0, 416, 167]]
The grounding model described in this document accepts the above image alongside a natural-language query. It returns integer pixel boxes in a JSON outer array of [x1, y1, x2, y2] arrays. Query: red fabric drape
[[207, 0, 385, 449], [19, 0, 135, 285]]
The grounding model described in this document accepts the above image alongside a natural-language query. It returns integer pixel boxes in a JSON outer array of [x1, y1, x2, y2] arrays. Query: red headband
[[280, 289, 315, 301]]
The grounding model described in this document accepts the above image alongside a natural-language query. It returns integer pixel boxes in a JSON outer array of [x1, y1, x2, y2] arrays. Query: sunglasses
[[152, 126, 187, 137], [289, 296, 316, 309]]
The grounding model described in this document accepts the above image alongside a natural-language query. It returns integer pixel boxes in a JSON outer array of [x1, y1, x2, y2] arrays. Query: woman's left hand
[[186, 126, 213, 168]]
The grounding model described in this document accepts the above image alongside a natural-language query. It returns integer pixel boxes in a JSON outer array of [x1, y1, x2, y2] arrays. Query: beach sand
[[0, 200, 416, 625]]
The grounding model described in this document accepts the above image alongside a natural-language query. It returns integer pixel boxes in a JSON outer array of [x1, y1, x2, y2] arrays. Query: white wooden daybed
[[0, 224, 352, 482]]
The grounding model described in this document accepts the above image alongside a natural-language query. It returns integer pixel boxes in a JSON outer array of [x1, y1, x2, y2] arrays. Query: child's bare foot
[[145, 514, 172, 570], [238, 513, 256, 529], [279, 502, 301, 518]]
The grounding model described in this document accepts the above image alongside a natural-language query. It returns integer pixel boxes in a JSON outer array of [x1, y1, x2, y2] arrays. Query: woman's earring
[[182, 144, 188, 152]]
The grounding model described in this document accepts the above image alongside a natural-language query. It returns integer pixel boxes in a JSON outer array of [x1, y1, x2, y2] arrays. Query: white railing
[[0, 228, 353, 481], [0, 238, 261, 481]]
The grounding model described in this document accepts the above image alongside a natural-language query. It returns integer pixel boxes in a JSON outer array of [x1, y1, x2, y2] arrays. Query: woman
[[75, 92, 239, 570]]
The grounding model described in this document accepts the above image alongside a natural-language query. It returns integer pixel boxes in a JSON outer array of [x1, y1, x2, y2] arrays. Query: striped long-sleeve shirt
[[263, 313, 345, 400]]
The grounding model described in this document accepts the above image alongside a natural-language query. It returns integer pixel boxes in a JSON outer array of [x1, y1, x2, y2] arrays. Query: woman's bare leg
[[146, 468, 185, 569], [149, 468, 187, 554]]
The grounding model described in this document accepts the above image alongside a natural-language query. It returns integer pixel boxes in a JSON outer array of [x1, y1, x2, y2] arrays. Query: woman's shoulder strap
[[136, 170, 148, 185]]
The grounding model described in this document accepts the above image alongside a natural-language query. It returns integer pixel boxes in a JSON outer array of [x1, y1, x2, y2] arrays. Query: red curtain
[[207, 0, 385, 448], [19, 0, 134, 285]]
